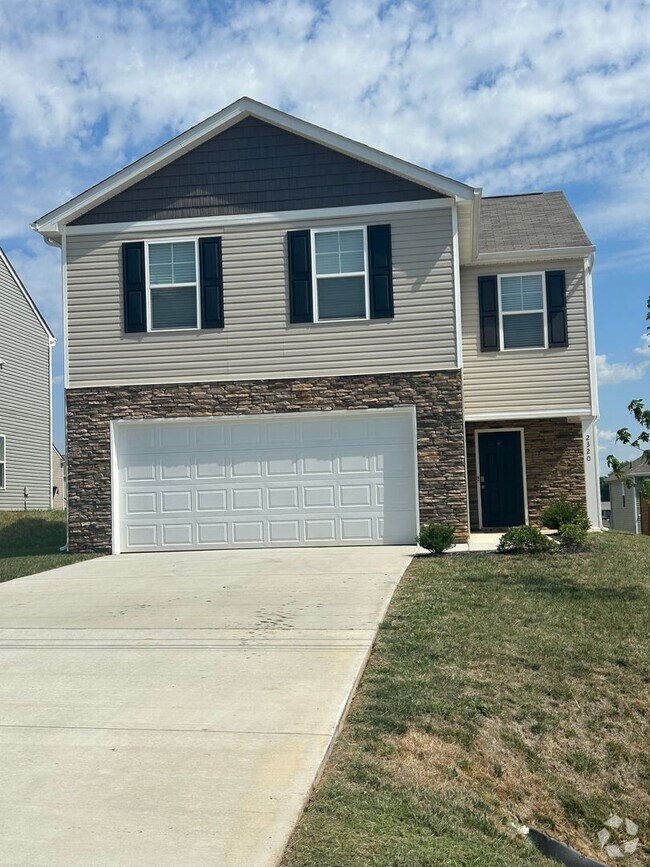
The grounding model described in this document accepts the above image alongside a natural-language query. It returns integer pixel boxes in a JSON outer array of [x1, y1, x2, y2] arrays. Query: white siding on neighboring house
[[0, 255, 52, 510], [460, 258, 592, 416], [65, 207, 457, 388], [609, 480, 640, 534]]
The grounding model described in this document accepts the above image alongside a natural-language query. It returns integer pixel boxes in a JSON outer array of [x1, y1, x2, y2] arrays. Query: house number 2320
[[585, 433, 592, 462]]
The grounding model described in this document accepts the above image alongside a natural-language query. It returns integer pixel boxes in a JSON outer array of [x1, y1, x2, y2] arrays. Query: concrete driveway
[[0, 546, 412, 866]]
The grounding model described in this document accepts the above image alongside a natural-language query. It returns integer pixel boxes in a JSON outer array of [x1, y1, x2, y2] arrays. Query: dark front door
[[477, 430, 526, 528]]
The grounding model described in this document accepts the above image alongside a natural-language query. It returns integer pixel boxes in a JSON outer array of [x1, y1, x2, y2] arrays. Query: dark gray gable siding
[[479, 191, 592, 254], [72, 117, 444, 226]]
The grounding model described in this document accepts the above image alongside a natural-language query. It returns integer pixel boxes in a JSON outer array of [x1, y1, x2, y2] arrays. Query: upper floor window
[[313, 228, 369, 321], [287, 224, 394, 325], [499, 273, 547, 349], [478, 270, 567, 353], [146, 240, 199, 331], [0, 435, 5, 489]]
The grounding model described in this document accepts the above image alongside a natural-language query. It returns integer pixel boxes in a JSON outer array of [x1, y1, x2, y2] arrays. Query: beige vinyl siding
[[461, 258, 592, 416], [0, 259, 52, 510], [609, 480, 640, 534], [65, 207, 456, 387]]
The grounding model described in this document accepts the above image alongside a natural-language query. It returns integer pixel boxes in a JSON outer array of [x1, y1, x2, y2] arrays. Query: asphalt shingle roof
[[479, 191, 592, 254]]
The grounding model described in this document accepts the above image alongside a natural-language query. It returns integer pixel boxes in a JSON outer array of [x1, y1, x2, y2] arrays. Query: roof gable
[[0, 249, 55, 343], [70, 116, 445, 226], [33, 97, 476, 238]]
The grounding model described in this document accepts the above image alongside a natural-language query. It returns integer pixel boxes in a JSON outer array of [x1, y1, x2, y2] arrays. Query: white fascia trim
[[451, 202, 463, 368], [584, 253, 599, 417], [32, 97, 476, 235], [473, 245, 596, 264], [64, 197, 453, 237], [0, 248, 56, 342], [464, 408, 593, 422]]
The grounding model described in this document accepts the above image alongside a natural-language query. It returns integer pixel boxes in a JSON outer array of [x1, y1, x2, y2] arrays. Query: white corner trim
[[582, 417, 601, 528], [110, 420, 119, 555], [474, 244, 595, 264], [32, 97, 476, 236], [0, 248, 56, 342], [61, 231, 69, 389], [451, 202, 463, 368], [584, 253, 599, 417], [63, 197, 453, 237], [464, 408, 593, 422], [471, 189, 482, 262]]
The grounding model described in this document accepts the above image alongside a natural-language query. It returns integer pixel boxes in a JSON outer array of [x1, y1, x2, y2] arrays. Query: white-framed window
[[0, 435, 5, 489], [498, 272, 547, 350], [311, 227, 369, 322], [145, 239, 200, 331]]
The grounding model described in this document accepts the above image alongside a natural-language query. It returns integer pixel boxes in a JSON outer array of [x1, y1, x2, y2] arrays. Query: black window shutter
[[478, 275, 499, 351], [287, 230, 313, 323], [367, 224, 394, 319], [545, 270, 568, 347], [199, 237, 224, 329], [122, 242, 146, 333]]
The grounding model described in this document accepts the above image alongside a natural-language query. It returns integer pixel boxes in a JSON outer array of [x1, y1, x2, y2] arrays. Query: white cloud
[[0, 0, 649, 239], [633, 333, 650, 357], [598, 429, 618, 443], [597, 353, 650, 385]]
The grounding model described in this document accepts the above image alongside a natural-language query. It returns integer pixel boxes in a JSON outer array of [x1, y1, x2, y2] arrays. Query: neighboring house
[[605, 454, 650, 535], [0, 249, 56, 510], [32, 97, 600, 554], [601, 500, 611, 526], [52, 444, 66, 509]]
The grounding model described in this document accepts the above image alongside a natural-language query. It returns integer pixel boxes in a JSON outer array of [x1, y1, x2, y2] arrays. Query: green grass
[[282, 533, 650, 867], [0, 510, 98, 583]]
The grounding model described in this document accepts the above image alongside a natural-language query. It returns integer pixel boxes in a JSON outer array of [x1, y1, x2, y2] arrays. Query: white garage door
[[114, 409, 418, 553]]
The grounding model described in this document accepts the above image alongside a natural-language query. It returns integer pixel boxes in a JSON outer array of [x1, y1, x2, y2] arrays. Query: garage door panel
[[116, 410, 417, 552]]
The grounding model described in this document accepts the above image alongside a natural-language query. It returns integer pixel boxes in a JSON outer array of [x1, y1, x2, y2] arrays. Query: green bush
[[541, 497, 590, 531], [417, 523, 456, 555], [557, 522, 589, 547], [497, 525, 557, 554]]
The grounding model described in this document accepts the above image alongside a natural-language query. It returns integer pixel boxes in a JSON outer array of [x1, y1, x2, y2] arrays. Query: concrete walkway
[[0, 547, 413, 867]]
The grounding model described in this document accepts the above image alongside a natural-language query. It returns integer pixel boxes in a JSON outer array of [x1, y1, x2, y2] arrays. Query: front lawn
[[282, 533, 649, 866], [0, 510, 97, 584]]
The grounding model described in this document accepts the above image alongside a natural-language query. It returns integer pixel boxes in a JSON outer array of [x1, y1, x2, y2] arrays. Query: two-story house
[[32, 98, 600, 554], [0, 249, 56, 511]]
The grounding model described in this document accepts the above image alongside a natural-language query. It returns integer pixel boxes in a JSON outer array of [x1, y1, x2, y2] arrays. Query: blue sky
[[0, 0, 648, 473]]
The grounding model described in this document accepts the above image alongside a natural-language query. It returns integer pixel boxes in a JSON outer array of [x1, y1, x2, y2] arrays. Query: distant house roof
[[478, 191, 593, 256], [605, 452, 650, 482]]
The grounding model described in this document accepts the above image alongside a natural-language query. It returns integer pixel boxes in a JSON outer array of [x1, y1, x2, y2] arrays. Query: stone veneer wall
[[66, 370, 468, 553], [465, 418, 585, 530]]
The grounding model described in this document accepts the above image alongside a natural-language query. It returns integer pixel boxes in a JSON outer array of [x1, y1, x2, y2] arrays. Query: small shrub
[[541, 497, 590, 531], [497, 525, 556, 555], [417, 523, 455, 555], [557, 522, 589, 547]]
